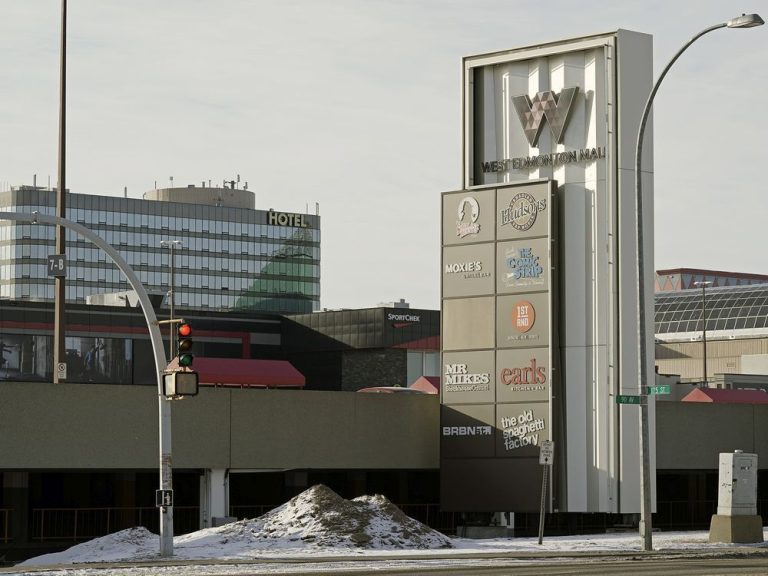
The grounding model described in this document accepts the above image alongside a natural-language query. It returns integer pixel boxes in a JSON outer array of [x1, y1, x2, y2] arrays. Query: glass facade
[[0, 187, 321, 314], [655, 284, 768, 334]]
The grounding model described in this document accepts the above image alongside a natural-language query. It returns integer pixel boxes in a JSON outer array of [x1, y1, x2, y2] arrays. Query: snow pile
[[20, 526, 158, 565], [22, 485, 452, 565], [180, 484, 453, 551]]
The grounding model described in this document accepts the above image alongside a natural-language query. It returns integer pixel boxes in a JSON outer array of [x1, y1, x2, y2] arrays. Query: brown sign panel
[[442, 296, 495, 351], [495, 401, 550, 458], [440, 404, 495, 458], [440, 457, 542, 512], [441, 180, 557, 514], [496, 182, 551, 241], [442, 243, 495, 298], [495, 348, 550, 404], [442, 188, 495, 246], [442, 350, 495, 405], [496, 237, 550, 294], [496, 293, 550, 349]]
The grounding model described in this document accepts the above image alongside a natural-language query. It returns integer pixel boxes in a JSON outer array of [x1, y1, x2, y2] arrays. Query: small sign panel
[[646, 385, 671, 395], [616, 394, 646, 405], [56, 362, 67, 380], [47, 254, 66, 277], [539, 440, 554, 465], [155, 489, 173, 508]]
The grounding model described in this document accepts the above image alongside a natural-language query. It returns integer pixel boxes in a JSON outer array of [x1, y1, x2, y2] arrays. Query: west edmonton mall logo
[[481, 86, 606, 173]]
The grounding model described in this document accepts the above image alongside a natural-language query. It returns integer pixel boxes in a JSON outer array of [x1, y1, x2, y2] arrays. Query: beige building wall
[[655, 336, 768, 381], [0, 383, 439, 470]]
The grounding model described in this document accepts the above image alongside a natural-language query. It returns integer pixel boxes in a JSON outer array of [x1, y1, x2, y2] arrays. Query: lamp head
[[727, 13, 764, 28]]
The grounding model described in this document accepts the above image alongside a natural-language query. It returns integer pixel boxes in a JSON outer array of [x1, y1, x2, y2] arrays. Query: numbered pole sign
[[47, 254, 66, 277]]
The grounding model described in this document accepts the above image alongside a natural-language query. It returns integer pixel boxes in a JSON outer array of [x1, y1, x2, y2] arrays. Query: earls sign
[[480, 87, 606, 174]]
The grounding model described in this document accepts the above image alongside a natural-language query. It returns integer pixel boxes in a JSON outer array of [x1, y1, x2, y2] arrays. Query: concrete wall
[[0, 382, 439, 470], [7, 381, 766, 475], [656, 402, 768, 469]]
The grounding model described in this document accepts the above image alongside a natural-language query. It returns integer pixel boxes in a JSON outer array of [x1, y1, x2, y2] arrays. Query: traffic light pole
[[0, 211, 176, 557], [160, 240, 182, 360]]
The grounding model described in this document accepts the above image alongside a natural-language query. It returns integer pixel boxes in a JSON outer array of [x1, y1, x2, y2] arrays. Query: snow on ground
[[12, 484, 768, 575]]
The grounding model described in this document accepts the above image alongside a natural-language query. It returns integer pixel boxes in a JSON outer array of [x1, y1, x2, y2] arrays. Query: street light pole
[[633, 13, 763, 552], [0, 211, 172, 556], [693, 281, 713, 387], [160, 240, 182, 356]]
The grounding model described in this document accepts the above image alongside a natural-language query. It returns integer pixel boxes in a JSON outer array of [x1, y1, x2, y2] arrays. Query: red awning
[[681, 388, 768, 404], [167, 357, 305, 388], [409, 376, 439, 394]]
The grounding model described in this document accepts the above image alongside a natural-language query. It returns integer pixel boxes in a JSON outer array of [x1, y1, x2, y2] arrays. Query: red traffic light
[[177, 322, 193, 367]]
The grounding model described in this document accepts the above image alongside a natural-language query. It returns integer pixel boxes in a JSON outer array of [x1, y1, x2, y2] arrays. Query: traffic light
[[177, 322, 193, 367]]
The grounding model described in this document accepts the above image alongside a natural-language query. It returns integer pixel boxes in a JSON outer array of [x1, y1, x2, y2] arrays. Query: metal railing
[[229, 504, 279, 521], [399, 504, 458, 534], [654, 499, 716, 530], [0, 508, 10, 543], [31, 506, 199, 541]]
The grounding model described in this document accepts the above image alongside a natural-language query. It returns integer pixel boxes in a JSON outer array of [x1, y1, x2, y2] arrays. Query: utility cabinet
[[710, 450, 762, 544], [717, 451, 757, 516]]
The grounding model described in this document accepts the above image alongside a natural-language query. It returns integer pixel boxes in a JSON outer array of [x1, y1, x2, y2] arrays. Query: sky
[[1, 0, 766, 310]]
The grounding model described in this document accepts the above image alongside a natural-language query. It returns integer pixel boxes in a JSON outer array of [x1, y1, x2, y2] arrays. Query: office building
[[0, 185, 320, 314]]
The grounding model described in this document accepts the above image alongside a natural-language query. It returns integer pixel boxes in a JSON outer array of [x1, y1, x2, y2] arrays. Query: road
[[8, 553, 768, 576]]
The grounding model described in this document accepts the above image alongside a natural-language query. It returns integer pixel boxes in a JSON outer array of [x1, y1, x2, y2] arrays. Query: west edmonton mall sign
[[443, 30, 655, 515]]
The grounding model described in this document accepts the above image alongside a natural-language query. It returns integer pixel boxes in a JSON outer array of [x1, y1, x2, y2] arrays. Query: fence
[[229, 504, 279, 521], [31, 507, 200, 542], [27, 499, 768, 542]]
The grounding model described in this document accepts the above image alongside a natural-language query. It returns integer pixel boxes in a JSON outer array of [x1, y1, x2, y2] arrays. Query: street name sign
[[646, 385, 671, 395], [616, 394, 645, 405]]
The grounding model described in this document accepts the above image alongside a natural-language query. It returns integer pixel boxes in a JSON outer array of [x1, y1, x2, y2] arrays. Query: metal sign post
[[538, 440, 554, 545]]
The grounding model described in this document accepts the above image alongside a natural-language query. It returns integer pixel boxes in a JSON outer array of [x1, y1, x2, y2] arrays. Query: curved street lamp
[[634, 13, 764, 552]]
